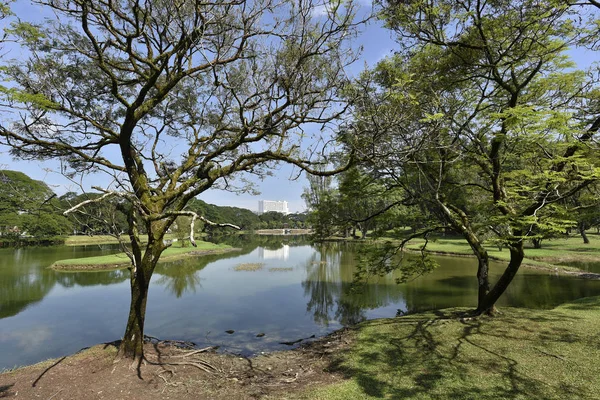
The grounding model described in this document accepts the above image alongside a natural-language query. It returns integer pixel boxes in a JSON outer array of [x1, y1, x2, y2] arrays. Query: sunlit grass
[[400, 234, 600, 272], [51, 241, 233, 269], [64, 233, 177, 246], [295, 296, 600, 400]]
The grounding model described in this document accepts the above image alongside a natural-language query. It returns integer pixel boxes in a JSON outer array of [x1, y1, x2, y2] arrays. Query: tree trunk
[[581, 230, 590, 244], [532, 238, 542, 249], [118, 264, 152, 361], [118, 239, 163, 361], [579, 222, 590, 244], [476, 255, 490, 311], [477, 241, 525, 314], [465, 236, 491, 313], [436, 200, 492, 314]]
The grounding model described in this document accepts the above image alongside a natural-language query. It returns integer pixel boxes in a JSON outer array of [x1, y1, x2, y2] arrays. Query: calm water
[[1, 236, 600, 370]]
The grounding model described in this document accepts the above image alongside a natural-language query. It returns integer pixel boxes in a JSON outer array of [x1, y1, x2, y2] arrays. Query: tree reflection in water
[[153, 247, 255, 297], [154, 258, 204, 298], [302, 242, 407, 327]]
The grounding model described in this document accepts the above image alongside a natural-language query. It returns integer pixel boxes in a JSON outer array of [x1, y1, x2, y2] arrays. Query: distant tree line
[[0, 170, 307, 245]]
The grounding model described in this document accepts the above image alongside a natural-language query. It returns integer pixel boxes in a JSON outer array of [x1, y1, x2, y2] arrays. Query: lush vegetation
[[298, 296, 600, 400], [305, 0, 600, 314], [0, 0, 358, 360], [0, 171, 72, 242], [1, 0, 600, 376], [0, 169, 307, 246]]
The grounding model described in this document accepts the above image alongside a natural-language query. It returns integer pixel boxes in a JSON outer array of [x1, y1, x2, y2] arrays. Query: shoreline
[[50, 247, 241, 271], [408, 248, 600, 279], [322, 237, 600, 279], [2, 296, 599, 399]]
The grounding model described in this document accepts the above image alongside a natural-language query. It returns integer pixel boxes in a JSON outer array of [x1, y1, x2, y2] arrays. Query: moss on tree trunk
[[118, 237, 164, 361], [118, 264, 152, 361]]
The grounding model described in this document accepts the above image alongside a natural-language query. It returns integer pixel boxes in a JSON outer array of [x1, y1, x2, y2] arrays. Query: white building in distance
[[258, 200, 289, 215]]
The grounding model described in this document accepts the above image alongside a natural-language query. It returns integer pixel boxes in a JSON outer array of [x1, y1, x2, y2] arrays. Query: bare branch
[[161, 211, 240, 247]]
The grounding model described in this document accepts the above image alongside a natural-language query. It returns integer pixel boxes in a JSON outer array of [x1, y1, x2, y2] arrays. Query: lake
[[1, 235, 600, 370]]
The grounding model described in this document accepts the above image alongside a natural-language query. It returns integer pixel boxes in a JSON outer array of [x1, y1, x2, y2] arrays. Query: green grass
[[399, 234, 600, 272], [297, 296, 600, 400], [64, 233, 178, 246], [51, 241, 234, 269]]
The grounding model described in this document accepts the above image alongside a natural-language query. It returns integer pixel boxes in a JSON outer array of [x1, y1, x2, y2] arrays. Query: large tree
[[0, 0, 361, 361], [348, 0, 600, 314]]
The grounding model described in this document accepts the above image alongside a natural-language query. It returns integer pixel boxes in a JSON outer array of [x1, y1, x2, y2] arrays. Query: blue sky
[[0, 1, 597, 213], [0, 0, 396, 213]]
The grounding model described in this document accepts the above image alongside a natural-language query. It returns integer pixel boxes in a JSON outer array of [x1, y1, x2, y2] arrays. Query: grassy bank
[[2, 297, 598, 399], [297, 296, 600, 400], [51, 241, 236, 270], [64, 234, 178, 246], [397, 234, 600, 273]]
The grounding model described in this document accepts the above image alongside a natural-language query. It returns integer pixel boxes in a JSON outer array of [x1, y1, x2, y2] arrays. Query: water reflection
[[153, 246, 255, 297], [154, 260, 203, 298], [0, 246, 122, 319], [207, 233, 307, 251], [258, 245, 290, 260], [302, 242, 408, 326], [53, 269, 129, 288], [2, 238, 600, 371]]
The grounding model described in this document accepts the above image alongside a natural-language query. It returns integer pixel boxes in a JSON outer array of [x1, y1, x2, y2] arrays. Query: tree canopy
[[339, 0, 600, 313], [0, 0, 362, 361], [0, 170, 72, 238]]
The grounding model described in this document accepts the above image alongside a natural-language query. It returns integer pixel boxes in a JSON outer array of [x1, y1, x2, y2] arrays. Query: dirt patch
[[0, 329, 354, 400]]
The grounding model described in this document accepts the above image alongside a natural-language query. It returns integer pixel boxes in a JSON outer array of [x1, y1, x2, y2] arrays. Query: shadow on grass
[[559, 296, 600, 311], [326, 308, 592, 399]]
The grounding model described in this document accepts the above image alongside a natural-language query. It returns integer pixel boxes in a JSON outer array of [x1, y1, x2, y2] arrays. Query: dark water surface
[[1, 236, 599, 370]]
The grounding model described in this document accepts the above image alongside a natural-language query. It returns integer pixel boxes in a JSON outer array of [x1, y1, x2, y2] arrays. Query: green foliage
[[59, 192, 128, 236], [353, 236, 439, 290], [173, 216, 192, 247], [303, 167, 409, 240], [0, 170, 72, 238], [342, 0, 600, 310]]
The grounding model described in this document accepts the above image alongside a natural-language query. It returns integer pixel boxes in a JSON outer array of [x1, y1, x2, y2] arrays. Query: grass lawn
[[64, 233, 177, 246], [399, 234, 600, 272], [51, 241, 234, 270], [296, 296, 600, 400]]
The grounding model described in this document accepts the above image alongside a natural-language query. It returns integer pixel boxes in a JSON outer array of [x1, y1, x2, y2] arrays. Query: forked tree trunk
[[476, 241, 525, 314]]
